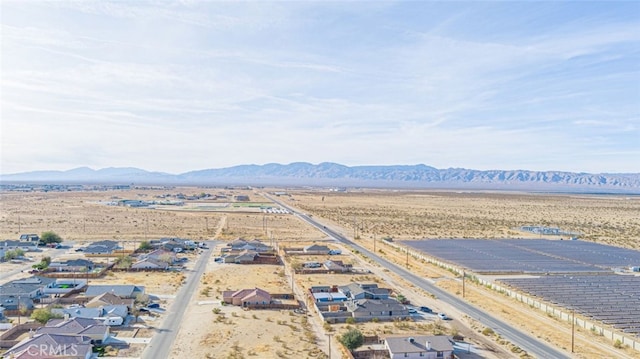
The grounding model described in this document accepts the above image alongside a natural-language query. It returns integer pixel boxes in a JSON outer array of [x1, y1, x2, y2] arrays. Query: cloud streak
[[1, 1, 638, 174]]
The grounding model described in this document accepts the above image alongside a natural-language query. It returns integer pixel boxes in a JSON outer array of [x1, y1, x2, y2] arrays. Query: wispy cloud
[[1, 1, 638, 174]]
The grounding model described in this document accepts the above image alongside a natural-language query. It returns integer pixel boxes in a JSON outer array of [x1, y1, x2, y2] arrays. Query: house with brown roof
[[85, 292, 134, 310], [223, 288, 272, 307]]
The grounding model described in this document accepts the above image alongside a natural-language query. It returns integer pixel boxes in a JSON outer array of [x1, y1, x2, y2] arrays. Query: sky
[[1, 1, 639, 175]]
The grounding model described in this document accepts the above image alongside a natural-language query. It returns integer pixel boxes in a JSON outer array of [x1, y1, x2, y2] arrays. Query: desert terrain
[[2, 186, 639, 358]]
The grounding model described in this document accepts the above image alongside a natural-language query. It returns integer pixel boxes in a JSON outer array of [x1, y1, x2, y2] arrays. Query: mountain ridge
[[2, 162, 639, 192]]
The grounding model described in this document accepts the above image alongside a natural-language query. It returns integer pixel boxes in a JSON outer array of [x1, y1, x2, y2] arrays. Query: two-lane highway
[[267, 194, 570, 359]]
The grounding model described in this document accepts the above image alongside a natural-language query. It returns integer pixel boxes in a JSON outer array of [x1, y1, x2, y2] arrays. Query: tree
[[4, 250, 16, 261], [138, 241, 153, 251], [159, 253, 173, 265], [40, 231, 62, 245], [114, 255, 133, 269], [135, 293, 150, 306], [339, 328, 364, 351], [31, 307, 62, 324]]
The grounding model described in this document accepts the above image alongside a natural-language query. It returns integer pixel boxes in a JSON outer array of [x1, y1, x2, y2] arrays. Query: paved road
[[267, 195, 570, 359], [141, 240, 218, 359]]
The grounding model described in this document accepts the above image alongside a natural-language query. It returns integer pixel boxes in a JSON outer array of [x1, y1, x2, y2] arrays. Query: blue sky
[[1, 1, 639, 174]]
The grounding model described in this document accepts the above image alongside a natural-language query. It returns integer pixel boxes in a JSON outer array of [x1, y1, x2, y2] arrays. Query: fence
[[41, 264, 113, 278], [0, 322, 42, 348], [244, 303, 300, 310]]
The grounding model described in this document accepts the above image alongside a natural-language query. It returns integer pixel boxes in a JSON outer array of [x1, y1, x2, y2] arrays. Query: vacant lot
[[283, 189, 640, 249], [0, 188, 322, 242]]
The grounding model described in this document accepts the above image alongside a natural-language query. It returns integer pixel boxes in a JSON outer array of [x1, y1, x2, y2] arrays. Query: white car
[[438, 313, 449, 320]]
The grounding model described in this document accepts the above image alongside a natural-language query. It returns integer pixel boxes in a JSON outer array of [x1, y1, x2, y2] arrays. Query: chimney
[[426, 341, 431, 350]]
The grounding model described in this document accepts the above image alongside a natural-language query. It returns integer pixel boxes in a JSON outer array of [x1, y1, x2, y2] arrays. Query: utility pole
[[571, 310, 575, 353], [462, 271, 465, 298], [326, 333, 333, 359], [373, 234, 376, 253], [406, 248, 409, 268]]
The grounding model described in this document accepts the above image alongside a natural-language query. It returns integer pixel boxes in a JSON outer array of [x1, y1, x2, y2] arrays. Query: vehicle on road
[[408, 308, 418, 314], [438, 313, 450, 320], [419, 306, 433, 313], [328, 249, 342, 255]]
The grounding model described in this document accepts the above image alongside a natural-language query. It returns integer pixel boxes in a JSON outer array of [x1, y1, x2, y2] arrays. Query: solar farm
[[402, 238, 640, 339], [402, 239, 640, 274], [499, 274, 640, 337]]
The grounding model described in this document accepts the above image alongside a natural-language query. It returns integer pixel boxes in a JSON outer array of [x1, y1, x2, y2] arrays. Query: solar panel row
[[401, 239, 640, 338]]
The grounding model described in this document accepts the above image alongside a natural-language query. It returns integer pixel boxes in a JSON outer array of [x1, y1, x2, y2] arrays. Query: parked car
[[419, 306, 433, 313], [408, 308, 418, 314], [438, 313, 449, 320]]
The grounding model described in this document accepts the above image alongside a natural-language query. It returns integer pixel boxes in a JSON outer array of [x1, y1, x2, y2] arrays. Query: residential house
[[0, 240, 39, 252], [144, 248, 177, 263], [83, 240, 121, 254], [84, 285, 145, 299], [37, 317, 110, 344], [345, 298, 409, 320], [131, 257, 168, 270], [0, 295, 35, 311], [312, 292, 348, 303], [384, 335, 454, 359], [227, 239, 272, 253], [0, 306, 5, 320], [157, 237, 196, 252], [52, 305, 128, 324], [303, 244, 331, 254], [0, 276, 56, 299], [49, 259, 95, 272], [234, 195, 250, 201], [223, 288, 272, 307], [339, 283, 391, 300], [3, 333, 93, 359], [85, 292, 134, 310], [224, 249, 259, 264], [19, 234, 40, 242]]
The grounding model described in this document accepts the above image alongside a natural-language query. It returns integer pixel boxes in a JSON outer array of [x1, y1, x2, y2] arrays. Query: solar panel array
[[402, 239, 640, 274], [401, 239, 640, 338], [499, 275, 640, 337]]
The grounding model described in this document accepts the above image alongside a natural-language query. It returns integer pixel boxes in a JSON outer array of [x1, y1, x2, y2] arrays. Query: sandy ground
[[3, 188, 639, 359], [0, 188, 323, 242], [279, 189, 640, 249], [169, 243, 326, 359]]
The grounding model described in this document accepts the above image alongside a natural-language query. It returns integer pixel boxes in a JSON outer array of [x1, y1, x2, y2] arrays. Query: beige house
[[223, 288, 272, 307]]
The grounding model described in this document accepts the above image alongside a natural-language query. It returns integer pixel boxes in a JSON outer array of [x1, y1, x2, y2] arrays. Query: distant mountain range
[[2, 162, 639, 193]]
